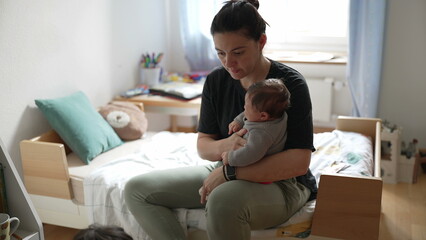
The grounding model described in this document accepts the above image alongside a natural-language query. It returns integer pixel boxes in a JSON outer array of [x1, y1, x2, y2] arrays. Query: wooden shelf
[[114, 94, 201, 132], [0, 138, 43, 240]]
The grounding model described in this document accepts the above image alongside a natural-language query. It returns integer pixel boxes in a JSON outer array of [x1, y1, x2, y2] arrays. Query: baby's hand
[[228, 121, 242, 135], [221, 151, 229, 165]]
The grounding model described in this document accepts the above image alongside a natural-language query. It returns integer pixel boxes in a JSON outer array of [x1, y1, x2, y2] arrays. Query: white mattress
[[67, 132, 158, 204], [68, 130, 373, 239]]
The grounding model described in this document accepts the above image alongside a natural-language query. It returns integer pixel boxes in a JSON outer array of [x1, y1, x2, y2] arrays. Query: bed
[[20, 116, 382, 240]]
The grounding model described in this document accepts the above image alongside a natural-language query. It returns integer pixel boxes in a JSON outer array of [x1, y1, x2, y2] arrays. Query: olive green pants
[[124, 163, 310, 240]]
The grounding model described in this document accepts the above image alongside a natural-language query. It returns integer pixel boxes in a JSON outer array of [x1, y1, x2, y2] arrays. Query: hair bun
[[231, 0, 259, 9], [246, 0, 259, 9]]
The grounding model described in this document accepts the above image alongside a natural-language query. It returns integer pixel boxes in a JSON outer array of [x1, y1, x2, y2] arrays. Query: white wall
[[379, 0, 426, 148], [0, 0, 167, 176]]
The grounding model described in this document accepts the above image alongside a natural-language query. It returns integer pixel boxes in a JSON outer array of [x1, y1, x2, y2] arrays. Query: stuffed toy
[[99, 101, 148, 140]]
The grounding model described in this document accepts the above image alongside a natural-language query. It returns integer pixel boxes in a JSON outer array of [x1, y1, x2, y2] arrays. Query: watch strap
[[224, 165, 237, 181]]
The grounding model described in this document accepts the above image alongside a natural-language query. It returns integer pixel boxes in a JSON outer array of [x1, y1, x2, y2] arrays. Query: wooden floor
[[43, 173, 426, 240], [379, 172, 426, 240], [43, 223, 79, 240]]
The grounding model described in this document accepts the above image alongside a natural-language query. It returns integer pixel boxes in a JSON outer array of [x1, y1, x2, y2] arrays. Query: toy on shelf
[[165, 71, 209, 83], [401, 138, 418, 159], [382, 120, 398, 133]]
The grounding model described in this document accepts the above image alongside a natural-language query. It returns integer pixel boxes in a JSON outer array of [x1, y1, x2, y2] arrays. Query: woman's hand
[[197, 128, 248, 161], [200, 166, 227, 204]]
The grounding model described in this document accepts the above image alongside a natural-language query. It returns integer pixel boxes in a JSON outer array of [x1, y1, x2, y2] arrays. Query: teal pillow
[[35, 91, 123, 164]]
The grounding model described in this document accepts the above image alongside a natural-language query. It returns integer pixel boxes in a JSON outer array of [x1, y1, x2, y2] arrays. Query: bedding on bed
[[83, 130, 373, 240]]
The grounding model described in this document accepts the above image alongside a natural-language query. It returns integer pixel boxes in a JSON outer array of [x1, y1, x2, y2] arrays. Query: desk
[[115, 95, 201, 132]]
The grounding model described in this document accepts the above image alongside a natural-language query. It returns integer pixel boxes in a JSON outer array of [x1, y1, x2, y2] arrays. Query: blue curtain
[[178, 0, 221, 72], [348, 0, 387, 117]]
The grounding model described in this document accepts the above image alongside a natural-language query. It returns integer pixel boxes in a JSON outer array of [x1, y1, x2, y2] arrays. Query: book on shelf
[[120, 84, 150, 98], [0, 163, 8, 213], [149, 82, 203, 100]]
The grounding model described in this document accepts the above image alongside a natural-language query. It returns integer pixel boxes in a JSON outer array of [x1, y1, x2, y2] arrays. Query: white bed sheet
[[83, 130, 373, 240]]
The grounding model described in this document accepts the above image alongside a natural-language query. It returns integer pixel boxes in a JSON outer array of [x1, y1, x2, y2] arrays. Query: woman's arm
[[237, 148, 311, 182], [199, 148, 311, 203], [197, 129, 248, 161]]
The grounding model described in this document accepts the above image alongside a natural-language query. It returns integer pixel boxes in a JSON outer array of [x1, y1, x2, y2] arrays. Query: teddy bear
[[99, 101, 148, 141]]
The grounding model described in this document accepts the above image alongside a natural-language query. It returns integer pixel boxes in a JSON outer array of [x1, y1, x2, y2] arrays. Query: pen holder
[[140, 68, 161, 87]]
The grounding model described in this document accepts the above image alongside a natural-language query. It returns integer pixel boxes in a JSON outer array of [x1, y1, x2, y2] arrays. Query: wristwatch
[[224, 165, 237, 181]]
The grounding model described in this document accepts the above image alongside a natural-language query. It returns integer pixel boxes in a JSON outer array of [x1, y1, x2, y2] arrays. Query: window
[[259, 0, 349, 53]]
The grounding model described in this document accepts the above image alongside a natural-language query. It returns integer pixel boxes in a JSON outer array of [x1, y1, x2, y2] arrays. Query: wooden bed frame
[[20, 116, 383, 240]]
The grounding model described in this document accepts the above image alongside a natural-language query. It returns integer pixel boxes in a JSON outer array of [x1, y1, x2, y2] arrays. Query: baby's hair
[[210, 0, 268, 41], [73, 224, 133, 240], [247, 79, 291, 119]]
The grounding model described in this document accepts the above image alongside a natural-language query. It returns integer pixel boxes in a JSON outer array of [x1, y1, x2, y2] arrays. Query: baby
[[222, 78, 290, 168], [199, 78, 290, 197]]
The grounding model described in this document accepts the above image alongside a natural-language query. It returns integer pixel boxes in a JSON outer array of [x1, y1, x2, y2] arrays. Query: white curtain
[[177, 0, 221, 72], [347, 0, 387, 117]]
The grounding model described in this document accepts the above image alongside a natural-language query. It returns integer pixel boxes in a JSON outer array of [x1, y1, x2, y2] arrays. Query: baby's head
[[73, 224, 133, 240], [244, 78, 290, 122]]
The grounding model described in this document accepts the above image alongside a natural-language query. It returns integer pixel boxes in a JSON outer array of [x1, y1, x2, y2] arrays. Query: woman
[[124, 1, 317, 239]]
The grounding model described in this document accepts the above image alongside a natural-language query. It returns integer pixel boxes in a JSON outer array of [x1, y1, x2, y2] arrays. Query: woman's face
[[213, 32, 263, 80]]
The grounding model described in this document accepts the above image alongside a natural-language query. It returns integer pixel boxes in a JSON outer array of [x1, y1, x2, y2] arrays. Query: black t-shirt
[[198, 60, 317, 201]]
